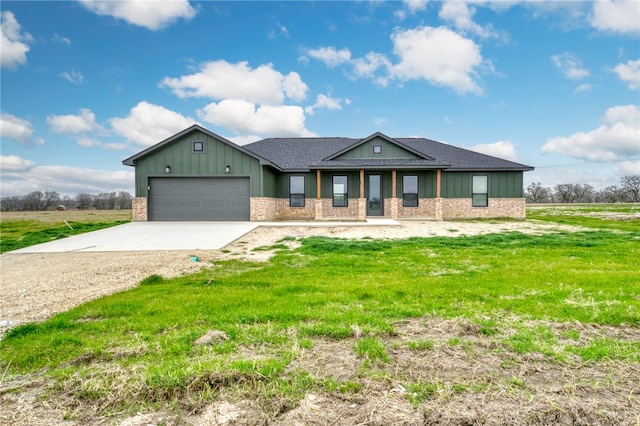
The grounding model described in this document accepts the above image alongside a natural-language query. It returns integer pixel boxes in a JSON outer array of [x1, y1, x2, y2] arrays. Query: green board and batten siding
[[133, 131, 263, 197], [335, 136, 419, 160], [441, 171, 524, 198]]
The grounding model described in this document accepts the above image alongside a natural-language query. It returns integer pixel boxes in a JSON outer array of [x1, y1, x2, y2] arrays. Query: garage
[[148, 177, 250, 221]]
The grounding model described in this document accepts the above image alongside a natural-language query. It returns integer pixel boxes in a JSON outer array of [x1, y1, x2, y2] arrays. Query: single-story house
[[122, 124, 534, 221]]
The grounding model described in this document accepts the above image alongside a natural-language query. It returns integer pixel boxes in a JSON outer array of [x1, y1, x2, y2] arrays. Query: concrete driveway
[[11, 222, 260, 253]]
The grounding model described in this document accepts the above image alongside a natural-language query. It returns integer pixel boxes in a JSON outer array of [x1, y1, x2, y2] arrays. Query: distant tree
[[115, 191, 133, 209], [94, 192, 116, 210], [553, 184, 576, 203], [75, 193, 94, 209], [620, 175, 640, 202], [596, 186, 626, 203], [62, 195, 74, 209], [22, 191, 45, 210], [572, 183, 594, 203], [525, 182, 551, 203], [0, 196, 22, 211], [41, 190, 60, 210]]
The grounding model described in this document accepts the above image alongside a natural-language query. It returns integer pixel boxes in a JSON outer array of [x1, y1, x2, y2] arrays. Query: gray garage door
[[148, 177, 250, 221]]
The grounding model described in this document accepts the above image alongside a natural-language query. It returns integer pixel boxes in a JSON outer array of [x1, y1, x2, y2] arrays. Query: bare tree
[[115, 191, 133, 209], [553, 184, 576, 203], [94, 192, 117, 210], [525, 182, 551, 203], [572, 184, 594, 203], [75, 193, 94, 209], [620, 175, 640, 202], [596, 186, 626, 203]]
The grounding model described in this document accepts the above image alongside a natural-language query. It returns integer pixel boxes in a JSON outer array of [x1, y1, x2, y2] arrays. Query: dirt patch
[[2, 219, 637, 425]]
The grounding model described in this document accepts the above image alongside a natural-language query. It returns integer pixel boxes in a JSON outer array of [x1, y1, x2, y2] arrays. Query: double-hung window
[[402, 175, 419, 207], [472, 175, 488, 207], [332, 176, 348, 207], [289, 176, 305, 207]]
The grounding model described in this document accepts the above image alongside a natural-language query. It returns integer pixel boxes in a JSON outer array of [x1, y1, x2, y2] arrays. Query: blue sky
[[1, 0, 639, 197]]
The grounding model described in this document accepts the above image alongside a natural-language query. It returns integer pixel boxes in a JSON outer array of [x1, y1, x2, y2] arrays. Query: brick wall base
[[140, 196, 526, 222], [442, 198, 526, 220], [132, 197, 147, 221]]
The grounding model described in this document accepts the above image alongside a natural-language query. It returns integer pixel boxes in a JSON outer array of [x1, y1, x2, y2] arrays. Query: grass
[[0, 210, 131, 253], [0, 205, 638, 420], [527, 203, 640, 232]]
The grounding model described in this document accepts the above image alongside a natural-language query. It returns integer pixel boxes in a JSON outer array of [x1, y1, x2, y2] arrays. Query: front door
[[367, 174, 383, 216]]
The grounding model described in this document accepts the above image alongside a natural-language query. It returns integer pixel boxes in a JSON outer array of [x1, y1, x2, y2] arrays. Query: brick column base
[[358, 198, 366, 221], [314, 199, 323, 220], [132, 197, 148, 221], [435, 198, 443, 221], [390, 198, 399, 219]]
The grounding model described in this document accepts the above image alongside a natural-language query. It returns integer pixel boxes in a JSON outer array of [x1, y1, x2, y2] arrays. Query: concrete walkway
[[10, 219, 400, 253]]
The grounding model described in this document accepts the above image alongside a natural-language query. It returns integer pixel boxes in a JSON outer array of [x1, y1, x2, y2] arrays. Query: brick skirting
[[136, 196, 527, 221]]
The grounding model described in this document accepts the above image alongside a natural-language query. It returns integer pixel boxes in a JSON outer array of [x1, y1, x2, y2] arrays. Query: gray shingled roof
[[244, 135, 533, 171]]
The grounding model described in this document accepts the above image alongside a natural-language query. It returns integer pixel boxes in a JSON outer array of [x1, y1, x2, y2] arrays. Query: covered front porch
[[312, 168, 444, 221]]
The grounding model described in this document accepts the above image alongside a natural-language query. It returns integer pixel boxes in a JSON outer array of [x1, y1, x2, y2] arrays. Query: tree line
[[0, 191, 133, 211], [526, 175, 640, 204]]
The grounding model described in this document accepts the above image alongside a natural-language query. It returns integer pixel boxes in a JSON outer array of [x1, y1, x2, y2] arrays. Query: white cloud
[[391, 26, 484, 95], [573, 83, 592, 93], [306, 47, 352, 68], [0, 112, 44, 146], [282, 72, 308, 102], [1, 11, 32, 70], [305, 94, 344, 115], [198, 99, 315, 138], [306, 26, 486, 95], [78, 0, 196, 30], [52, 33, 71, 45], [1, 155, 35, 173], [612, 59, 640, 90], [616, 160, 640, 176], [469, 141, 518, 162], [542, 104, 640, 162], [76, 137, 127, 151], [352, 52, 393, 86], [47, 108, 103, 134], [395, 0, 428, 20], [551, 52, 590, 80], [0, 156, 134, 196], [590, 0, 640, 35], [59, 69, 85, 84], [227, 134, 262, 146], [438, 1, 496, 38], [161, 60, 308, 105], [110, 101, 197, 147]]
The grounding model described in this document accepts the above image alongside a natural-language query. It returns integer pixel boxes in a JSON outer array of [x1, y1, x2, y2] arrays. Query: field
[[0, 205, 639, 425], [0, 210, 131, 253]]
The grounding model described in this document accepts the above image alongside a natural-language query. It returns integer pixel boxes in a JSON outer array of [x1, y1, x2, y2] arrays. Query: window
[[472, 175, 488, 207], [402, 175, 419, 207], [192, 141, 205, 153], [332, 176, 348, 207], [373, 145, 383, 155], [289, 176, 305, 207]]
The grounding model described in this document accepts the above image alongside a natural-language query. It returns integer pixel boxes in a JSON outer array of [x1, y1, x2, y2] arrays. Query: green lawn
[[0, 210, 131, 253], [0, 205, 638, 421]]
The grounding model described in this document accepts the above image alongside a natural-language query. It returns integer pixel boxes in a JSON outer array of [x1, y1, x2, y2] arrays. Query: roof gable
[[327, 132, 433, 161], [122, 124, 276, 168]]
